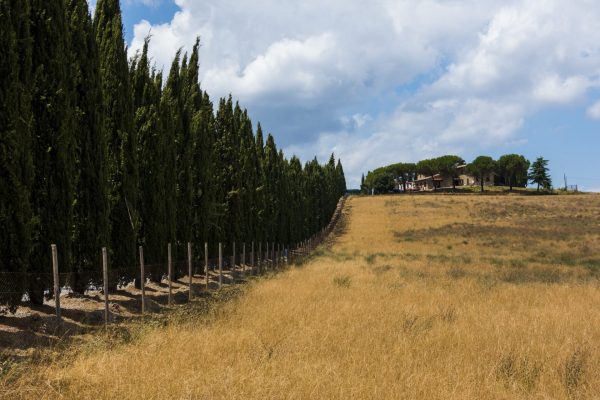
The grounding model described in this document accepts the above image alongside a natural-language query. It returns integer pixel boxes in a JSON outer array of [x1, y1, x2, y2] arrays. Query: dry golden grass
[[3, 194, 600, 399]]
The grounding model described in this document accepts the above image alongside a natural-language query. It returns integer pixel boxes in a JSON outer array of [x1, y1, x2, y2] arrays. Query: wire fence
[[0, 196, 348, 323]]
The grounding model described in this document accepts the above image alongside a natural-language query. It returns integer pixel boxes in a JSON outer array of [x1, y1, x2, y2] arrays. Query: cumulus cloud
[[129, 0, 600, 187]]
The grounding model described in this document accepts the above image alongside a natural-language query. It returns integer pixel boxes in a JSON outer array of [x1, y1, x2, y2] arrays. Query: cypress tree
[[262, 134, 280, 242], [29, 0, 76, 304], [212, 96, 236, 243], [238, 111, 259, 244], [287, 157, 305, 243], [67, 0, 110, 293], [0, 0, 34, 310], [174, 49, 197, 261], [159, 69, 178, 258], [134, 39, 169, 270], [336, 159, 347, 196], [191, 90, 216, 251], [94, 0, 138, 276], [253, 123, 266, 242]]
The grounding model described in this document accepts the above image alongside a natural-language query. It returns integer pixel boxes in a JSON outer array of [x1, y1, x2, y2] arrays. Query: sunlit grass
[[3, 194, 600, 399]]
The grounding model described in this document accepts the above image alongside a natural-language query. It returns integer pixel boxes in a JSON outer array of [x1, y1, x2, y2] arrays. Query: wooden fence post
[[188, 242, 193, 301], [102, 247, 109, 326], [51, 244, 61, 321], [242, 242, 246, 274], [251, 241, 255, 274], [265, 241, 268, 271], [258, 242, 262, 274], [168, 243, 172, 306], [139, 246, 145, 314], [205, 242, 209, 290], [218, 242, 223, 289], [272, 242, 275, 268], [232, 241, 236, 282]]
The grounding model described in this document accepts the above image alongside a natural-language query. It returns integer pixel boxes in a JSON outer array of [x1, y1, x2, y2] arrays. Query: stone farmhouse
[[404, 165, 495, 191]]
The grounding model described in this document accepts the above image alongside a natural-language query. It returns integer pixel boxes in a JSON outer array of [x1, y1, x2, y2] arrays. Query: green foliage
[[67, 0, 110, 293], [29, 0, 76, 304], [435, 155, 465, 191], [364, 154, 535, 193], [497, 154, 530, 190], [529, 157, 552, 191], [0, 1, 346, 311], [0, 0, 33, 310], [467, 156, 496, 192], [95, 0, 138, 275]]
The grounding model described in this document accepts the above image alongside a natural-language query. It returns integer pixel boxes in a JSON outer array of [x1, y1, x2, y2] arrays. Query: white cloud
[[533, 75, 590, 104], [586, 101, 600, 120], [129, 0, 600, 188]]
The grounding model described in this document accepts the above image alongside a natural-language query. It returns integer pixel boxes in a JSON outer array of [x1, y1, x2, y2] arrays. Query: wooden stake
[[218, 242, 223, 288], [264, 241, 268, 271], [251, 241, 255, 274], [258, 242, 262, 274], [168, 243, 172, 306], [188, 242, 193, 301], [139, 246, 145, 314], [232, 241, 236, 282], [51, 244, 61, 321], [205, 242, 209, 290], [102, 247, 109, 326], [242, 242, 246, 273]]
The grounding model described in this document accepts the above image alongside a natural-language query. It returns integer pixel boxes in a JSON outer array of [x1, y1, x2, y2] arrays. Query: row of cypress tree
[[0, 0, 346, 311]]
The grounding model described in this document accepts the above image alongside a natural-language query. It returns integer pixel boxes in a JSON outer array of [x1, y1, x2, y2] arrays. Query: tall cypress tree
[[0, 0, 34, 310], [336, 159, 347, 196], [191, 90, 216, 252], [253, 123, 266, 242], [94, 0, 138, 275], [133, 39, 169, 268], [212, 96, 236, 243], [67, 0, 110, 293], [29, 0, 76, 304], [262, 134, 280, 242]]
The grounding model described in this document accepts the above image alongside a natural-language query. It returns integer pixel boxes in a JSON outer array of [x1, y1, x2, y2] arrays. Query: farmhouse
[[411, 165, 495, 191]]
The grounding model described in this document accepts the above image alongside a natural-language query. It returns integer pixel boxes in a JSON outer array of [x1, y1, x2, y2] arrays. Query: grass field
[[3, 194, 600, 399]]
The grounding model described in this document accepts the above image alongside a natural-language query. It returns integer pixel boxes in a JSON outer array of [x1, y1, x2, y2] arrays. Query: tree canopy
[[529, 157, 552, 191], [467, 156, 496, 193], [0, 0, 346, 311]]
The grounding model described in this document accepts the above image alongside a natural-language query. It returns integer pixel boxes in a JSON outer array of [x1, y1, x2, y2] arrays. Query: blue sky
[[106, 0, 600, 190]]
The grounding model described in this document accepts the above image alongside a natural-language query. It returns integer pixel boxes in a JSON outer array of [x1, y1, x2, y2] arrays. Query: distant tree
[[416, 159, 438, 191], [386, 162, 417, 191], [467, 156, 496, 193], [497, 154, 530, 191], [372, 173, 395, 194], [435, 155, 465, 192], [529, 157, 552, 191]]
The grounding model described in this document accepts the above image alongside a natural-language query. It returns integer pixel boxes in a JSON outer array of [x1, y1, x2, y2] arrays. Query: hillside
[[3, 194, 600, 399]]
